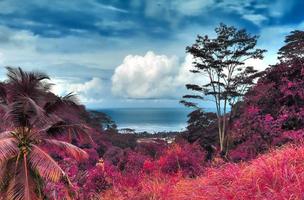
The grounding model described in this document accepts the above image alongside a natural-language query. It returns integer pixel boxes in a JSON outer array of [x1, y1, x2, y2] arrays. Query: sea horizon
[[96, 107, 217, 133]]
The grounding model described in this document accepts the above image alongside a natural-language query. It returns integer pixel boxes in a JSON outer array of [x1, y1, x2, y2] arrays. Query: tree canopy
[[278, 30, 304, 62], [182, 23, 266, 152]]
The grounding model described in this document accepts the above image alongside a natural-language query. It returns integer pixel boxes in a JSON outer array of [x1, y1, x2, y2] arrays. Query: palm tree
[[44, 92, 93, 144], [0, 67, 89, 199]]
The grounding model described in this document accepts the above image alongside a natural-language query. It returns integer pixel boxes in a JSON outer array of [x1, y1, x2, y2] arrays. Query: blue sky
[[0, 0, 303, 108]]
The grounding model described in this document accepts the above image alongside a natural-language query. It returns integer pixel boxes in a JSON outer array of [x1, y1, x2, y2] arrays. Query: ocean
[[97, 107, 216, 133], [98, 107, 190, 133]]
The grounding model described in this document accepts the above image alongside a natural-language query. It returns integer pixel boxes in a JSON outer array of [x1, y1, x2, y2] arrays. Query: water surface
[[97, 107, 191, 132]]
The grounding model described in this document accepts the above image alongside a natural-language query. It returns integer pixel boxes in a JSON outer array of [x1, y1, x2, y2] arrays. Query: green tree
[[181, 23, 266, 153]]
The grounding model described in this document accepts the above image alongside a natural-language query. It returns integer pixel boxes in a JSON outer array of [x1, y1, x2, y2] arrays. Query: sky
[[0, 0, 303, 109]]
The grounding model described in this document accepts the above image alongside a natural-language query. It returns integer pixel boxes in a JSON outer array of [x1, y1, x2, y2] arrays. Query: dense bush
[[135, 139, 167, 159], [157, 142, 205, 177], [229, 59, 304, 160]]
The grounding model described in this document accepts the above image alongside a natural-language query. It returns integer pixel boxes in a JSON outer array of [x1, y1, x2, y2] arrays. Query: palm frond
[[61, 92, 79, 104], [0, 82, 7, 105], [6, 67, 21, 83], [0, 161, 11, 191], [6, 158, 38, 200], [22, 96, 45, 117], [29, 145, 66, 182], [5, 95, 48, 128], [71, 123, 93, 144], [0, 137, 18, 164], [44, 121, 67, 136], [20, 96, 50, 127], [46, 122, 93, 143], [44, 93, 79, 114], [6, 177, 24, 200], [0, 131, 13, 139], [5, 67, 51, 100], [43, 139, 88, 161], [6, 67, 50, 83], [5, 100, 30, 127]]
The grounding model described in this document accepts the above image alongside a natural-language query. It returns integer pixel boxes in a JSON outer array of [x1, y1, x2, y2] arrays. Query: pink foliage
[[230, 60, 304, 160], [169, 144, 304, 200], [156, 142, 205, 177]]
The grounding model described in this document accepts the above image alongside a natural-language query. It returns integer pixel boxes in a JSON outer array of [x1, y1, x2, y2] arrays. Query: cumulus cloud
[[112, 51, 178, 99], [175, 54, 201, 85], [51, 77, 104, 104], [111, 51, 200, 99]]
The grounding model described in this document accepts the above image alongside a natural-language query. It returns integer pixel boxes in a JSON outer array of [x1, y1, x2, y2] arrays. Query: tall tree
[[278, 30, 304, 62], [181, 23, 266, 153]]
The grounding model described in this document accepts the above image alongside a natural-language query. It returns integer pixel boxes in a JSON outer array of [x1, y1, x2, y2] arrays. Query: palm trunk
[[23, 154, 30, 200]]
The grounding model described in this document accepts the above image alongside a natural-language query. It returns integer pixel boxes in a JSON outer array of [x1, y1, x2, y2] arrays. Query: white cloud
[[173, 0, 214, 16], [175, 54, 202, 85], [111, 51, 199, 99], [112, 51, 177, 98], [95, 4, 128, 13], [51, 77, 104, 104], [242, 14, 268, 26], [245, 58, 269, 71]]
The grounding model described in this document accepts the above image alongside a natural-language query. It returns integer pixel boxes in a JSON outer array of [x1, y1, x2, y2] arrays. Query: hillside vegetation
[[102, 144, 304, 200], [1, 26, 304, 200]]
